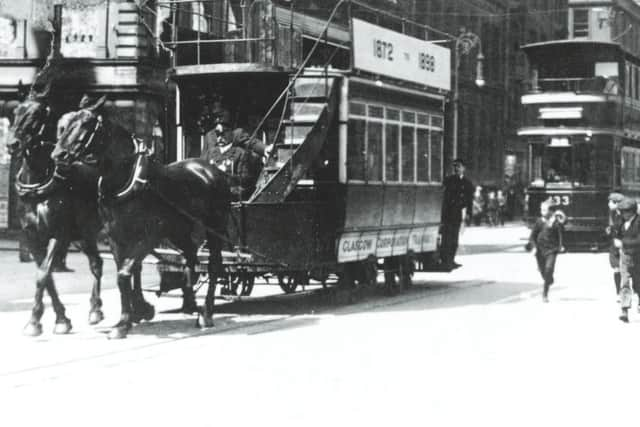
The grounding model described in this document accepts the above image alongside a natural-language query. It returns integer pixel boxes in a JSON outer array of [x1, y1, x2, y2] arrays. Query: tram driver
[[200, 107, 267, 201]]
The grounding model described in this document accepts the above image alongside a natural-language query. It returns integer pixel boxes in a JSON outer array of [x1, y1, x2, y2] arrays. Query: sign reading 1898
[[352, 18, 451, 91], [373, 39, 394, 61]]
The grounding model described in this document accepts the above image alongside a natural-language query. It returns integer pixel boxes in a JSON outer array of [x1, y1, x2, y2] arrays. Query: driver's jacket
[[201, 129, 263, 201]]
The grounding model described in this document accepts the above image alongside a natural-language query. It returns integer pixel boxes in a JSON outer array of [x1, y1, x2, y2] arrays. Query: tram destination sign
[[351, 19, 451, 91]]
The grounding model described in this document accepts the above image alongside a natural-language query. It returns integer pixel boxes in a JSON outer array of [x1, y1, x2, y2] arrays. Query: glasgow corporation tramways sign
[[351, 18, 451, 91]]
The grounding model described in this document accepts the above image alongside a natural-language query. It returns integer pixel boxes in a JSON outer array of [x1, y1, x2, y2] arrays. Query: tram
[[153, 0, 453, 296], [520, 0, 640, 249]]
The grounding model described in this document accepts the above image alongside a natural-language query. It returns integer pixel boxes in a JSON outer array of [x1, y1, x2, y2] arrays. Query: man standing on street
[[614, 198, 640, 322], [440, 158, 474, 270]]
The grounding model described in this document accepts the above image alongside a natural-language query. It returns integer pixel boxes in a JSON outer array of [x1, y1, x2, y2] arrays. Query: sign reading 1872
[[352, 19, 451, 91]]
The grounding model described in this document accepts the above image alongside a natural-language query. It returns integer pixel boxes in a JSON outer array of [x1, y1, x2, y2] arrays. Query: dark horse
[[53, 96, 232, 339], [7, 92, 107, 336]]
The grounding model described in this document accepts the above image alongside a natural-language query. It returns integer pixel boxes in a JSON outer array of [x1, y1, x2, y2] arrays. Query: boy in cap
[[614, 197, 640, 322], [606, 192, 624, 299], [525, 198, 566, 302]]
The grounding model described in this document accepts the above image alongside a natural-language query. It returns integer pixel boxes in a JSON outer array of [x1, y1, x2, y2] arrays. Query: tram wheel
[[230, 274, 255, 296], [278, 273, 308, 294]]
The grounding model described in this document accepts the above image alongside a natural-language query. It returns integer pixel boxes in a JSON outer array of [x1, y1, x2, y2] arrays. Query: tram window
[[402, 126, 415, 182], [543, 147, 571, 183], [367, 122, 383, 181], [431, 116, 443, 128], [385, 124, 400, 182], [417, 114, 429, 125], [430, 131, 443, 182], [402, 111, 415, 123], [368, 105, 383, 118], [574, 144, 595, 186], [386, 108, 400, 120], [347, 119, 366, 180], [417, 128, 429, 182], [350, 102, 366, 116]]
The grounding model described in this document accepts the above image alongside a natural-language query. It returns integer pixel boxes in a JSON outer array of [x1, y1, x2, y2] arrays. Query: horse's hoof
[[53, 319, 72, 335], [197, 313, 214, 329], [132, 303, 155, 323], [88, 310, 104, 325], [23, 322, 43, 337], [107, 326, 128, 340], [142, 304, 155, 321]]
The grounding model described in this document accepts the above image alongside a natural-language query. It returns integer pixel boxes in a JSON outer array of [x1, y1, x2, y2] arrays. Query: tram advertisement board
[[351, 18, 451, 91]]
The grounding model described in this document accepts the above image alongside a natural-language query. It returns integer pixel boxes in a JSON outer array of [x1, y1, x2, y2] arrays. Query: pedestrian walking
[[486, 191, 498, 226], [606, 192, 624, 300], [614, 197, 640, 322], [439, 158, 474, 270], [472, 186, 485, 226], [497, 189, 507, 226], [525, 198, 566, 302]]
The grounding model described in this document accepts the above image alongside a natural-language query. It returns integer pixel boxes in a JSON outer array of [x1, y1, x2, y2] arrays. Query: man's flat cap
[[618, 197, 638, 212], [609, 192, 625, 203]]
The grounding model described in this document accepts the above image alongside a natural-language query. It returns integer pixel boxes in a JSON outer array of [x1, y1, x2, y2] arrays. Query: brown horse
[[7, 94, 108, 336], [52, 96, 231, 339]]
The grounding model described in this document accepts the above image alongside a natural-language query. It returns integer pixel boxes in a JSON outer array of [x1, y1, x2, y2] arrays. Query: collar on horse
[[15, 161, 68, 199], [98, 135, 151, 203]]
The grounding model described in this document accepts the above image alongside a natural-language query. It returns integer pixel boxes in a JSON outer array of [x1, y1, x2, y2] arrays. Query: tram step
[[293, 77, 335, 97], [283, 118, 319, 126], [290, 102, 326, 118]]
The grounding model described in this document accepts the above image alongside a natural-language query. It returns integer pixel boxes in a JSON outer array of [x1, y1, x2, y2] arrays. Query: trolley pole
[[452, 28, 484, 160]]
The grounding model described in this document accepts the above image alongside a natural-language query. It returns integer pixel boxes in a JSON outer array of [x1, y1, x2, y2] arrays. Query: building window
[[573, 9, 589, 38]]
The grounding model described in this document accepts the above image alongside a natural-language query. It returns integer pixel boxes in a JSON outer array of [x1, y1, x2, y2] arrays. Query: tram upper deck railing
[[522, 77, 621, 95], [157, 0, 455, 71]]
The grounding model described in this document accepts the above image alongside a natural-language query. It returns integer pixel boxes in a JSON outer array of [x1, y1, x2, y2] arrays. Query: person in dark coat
[[606, 192, 625, 299], [200, 109, 264, 201], [526, 198, 566, 302], [614, 197, 640, 322], [439, 158, 474, 269]]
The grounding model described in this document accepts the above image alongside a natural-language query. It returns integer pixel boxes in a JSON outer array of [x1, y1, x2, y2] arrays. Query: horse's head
[[7, 97, 54, 159], [52, 95, 107, 167]]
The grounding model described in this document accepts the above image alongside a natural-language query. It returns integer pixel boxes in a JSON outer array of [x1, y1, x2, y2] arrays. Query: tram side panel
[[337, 183, 443, 266], [229, 201, 338, 273]]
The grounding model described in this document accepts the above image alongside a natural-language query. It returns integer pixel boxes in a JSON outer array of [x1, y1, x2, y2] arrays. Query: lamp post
[[452, 28, 484, 160]]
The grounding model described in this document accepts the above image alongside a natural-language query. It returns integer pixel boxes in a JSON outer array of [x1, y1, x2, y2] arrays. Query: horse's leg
[[82, 239, 104, 325], [108, 252, 135, 340], [23, 240, 47, 337], [201, 232, 223, 328], [130, 261, 155, 323], [25, 238, 72, 335], [180, 240, 199, 315]]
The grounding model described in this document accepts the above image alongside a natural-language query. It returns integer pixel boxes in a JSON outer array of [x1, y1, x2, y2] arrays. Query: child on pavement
[[614, 198, 640, 322], [606, 192, 624, 300], [526, 199, 566, 302]]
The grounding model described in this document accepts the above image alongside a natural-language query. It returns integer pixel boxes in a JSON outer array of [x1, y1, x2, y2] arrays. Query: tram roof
[[169, 63, 289, 79], [521, 39, 624, 56]]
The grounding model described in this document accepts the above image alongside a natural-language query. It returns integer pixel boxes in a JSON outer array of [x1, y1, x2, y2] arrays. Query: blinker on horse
[[53, 96, 232, 339]]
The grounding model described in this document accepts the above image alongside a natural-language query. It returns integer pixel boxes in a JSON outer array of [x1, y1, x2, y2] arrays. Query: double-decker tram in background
[[520, 0, 640, 249], [153, 0, 454, 296]]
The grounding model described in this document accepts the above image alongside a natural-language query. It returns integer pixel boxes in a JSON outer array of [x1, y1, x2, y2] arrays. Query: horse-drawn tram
[[153, 0, 453, 297]]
